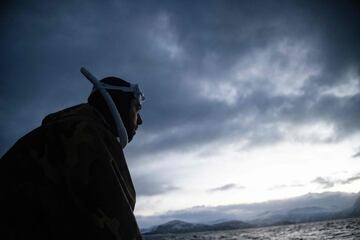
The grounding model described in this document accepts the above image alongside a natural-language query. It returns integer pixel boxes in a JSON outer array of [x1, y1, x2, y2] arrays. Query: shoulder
[[40, 104, 114, 140], [1, 104, 116, 162]]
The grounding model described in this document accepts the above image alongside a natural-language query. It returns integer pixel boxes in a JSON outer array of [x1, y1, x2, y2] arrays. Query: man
[[0, 74, 144, 239]]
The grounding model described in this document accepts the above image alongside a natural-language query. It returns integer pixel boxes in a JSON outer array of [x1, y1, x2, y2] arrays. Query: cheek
[[133, 113, 138, 124], [130, 110, 137, 125]]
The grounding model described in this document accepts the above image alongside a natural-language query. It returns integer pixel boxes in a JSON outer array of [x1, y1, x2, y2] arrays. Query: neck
[[90, 102, 119, 137]]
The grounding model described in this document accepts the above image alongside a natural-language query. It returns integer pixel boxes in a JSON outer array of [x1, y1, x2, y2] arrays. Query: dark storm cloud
[[301, 1, 360, 87], [132, 174, 179, 196], [127, 0, 360, 159], [0, 0, 176, 155], [1, 0, 359, 162]]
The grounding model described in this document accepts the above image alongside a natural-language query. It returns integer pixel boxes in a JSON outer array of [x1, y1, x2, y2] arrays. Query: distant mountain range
[[350, 194, 360, 217], [141, 191, 360, 234], [143, 220, 253, 234]]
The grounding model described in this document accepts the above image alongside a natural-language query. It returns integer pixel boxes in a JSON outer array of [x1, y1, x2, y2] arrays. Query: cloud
[[1, 0, 359, 159], [340, 173, 360, 185], [312, 173, 360, 189], [208, 183, 245, 192], [133, 174, 180, 197], [312, 177, 335, 189], [352, 149, 360, 158], [268, 183, 304, 191]]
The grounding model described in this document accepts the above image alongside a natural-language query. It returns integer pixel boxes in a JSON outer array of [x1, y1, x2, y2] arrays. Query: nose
[[137, 114, 143, 125]]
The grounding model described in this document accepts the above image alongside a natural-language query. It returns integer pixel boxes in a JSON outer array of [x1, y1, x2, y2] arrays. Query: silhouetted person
[[0, 76, 144, 239]]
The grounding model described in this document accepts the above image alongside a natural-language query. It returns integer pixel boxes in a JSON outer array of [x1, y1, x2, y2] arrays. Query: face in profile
[[127, 98, 142, 142]]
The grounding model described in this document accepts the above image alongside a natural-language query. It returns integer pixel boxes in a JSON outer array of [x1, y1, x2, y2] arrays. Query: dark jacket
[[0, 103, 142, 239]]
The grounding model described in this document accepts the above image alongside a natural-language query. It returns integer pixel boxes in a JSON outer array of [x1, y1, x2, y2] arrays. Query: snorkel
[[80, 67, 144, 149]]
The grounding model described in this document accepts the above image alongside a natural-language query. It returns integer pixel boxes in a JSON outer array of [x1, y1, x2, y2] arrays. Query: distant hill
[[350, 194, 360, 217], [145, 220, 253, 234], [211, 220, 253, 230], [251, 206, 338, 226], [249, 192, 360, 226], [149, 220, 208, 234]]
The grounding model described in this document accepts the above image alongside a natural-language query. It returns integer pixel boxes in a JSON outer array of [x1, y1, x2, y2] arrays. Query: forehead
[[130, 98, 142, 110]]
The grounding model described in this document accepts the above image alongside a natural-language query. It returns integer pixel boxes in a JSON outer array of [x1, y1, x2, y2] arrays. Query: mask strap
[[91, 83, 145, 106]]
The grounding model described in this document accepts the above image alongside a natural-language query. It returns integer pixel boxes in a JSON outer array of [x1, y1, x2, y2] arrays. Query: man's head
[[87, 77, 143, 142]]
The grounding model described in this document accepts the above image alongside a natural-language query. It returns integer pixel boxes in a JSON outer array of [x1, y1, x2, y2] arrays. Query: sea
[[143, 217, 360, 240]]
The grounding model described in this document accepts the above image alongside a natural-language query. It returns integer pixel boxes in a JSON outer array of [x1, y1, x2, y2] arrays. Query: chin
[[127, 132, 135, 142]]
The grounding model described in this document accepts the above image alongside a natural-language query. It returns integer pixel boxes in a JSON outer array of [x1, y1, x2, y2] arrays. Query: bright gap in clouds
[[134, 131, 360, 216]]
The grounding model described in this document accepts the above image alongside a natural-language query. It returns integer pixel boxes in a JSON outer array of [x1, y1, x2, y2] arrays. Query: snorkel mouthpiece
[[80, 67, 129, 148]]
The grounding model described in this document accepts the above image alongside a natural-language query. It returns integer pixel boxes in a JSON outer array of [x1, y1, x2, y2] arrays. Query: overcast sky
[[1, 0, 360, 228]]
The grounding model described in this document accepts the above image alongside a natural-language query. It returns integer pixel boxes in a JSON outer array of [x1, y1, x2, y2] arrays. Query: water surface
[[144, 218, 360, 240]]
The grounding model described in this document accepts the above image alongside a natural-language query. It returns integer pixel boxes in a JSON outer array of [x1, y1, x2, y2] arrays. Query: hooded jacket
[[0, 103, 142, 239]]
